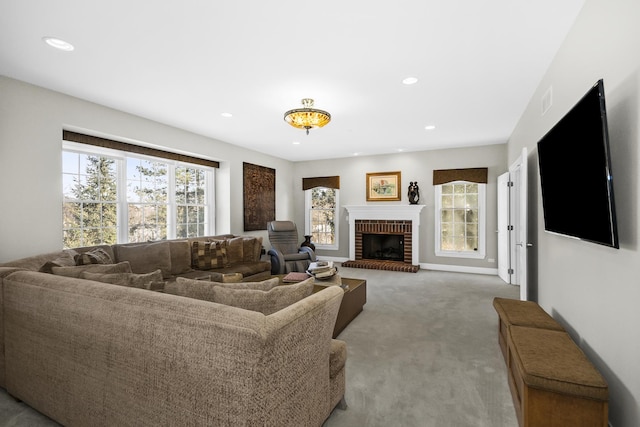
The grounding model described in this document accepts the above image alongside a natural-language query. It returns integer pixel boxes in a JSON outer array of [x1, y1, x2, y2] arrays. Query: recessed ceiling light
[[397, 148, 404, 152], [220, 112, 233, 118], [425, 125, 436, 130], [402, 77, 418, 85], [292, 141, 300, 145], [42, 37, 74, 52]]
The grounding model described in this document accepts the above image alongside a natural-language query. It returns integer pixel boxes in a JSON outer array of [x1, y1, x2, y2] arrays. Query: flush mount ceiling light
[[284, 98, 331, 135], [42, 36, 74, 51]]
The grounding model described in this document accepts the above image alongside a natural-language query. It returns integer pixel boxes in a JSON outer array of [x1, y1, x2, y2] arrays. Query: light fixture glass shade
[[284, 98, 331, 135]]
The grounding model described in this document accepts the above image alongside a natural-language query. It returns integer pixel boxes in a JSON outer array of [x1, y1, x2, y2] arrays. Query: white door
[[497, 148, 529, 300], [497, 172, 511, 283]]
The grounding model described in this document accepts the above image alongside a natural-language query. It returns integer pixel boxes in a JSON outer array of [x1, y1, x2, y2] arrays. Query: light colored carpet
[[0, 268, 519, 427], [323, 266, 519, 427]]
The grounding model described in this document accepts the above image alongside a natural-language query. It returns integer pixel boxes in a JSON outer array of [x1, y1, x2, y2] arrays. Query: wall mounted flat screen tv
[[537, 79, 619, 248]]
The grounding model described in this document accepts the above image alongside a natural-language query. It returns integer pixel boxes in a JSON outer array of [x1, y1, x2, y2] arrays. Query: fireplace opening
[[362, 233, 404, 261]]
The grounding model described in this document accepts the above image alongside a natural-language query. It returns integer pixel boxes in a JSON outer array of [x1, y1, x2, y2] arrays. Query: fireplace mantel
[[345, 205, 425, 265]]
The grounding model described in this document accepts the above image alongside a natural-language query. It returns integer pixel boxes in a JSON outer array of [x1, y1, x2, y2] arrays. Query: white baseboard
[[421, 263, 498, 276], [318, 257, 498, 276]]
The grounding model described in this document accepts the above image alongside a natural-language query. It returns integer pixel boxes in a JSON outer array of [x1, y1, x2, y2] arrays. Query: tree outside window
[[306, 187, 338, 248], [63, 152, 118, 248], [63, 144, 213, 248]]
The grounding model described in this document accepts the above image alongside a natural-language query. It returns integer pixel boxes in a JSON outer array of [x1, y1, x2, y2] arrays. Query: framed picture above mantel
[[366, 171, 401, 201]]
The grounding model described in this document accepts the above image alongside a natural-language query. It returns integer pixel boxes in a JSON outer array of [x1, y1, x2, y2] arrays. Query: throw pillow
[[211, 278, 314, 315], [74, 247, 113, 265], [80, 269, 164, 290], [51, 261, 132, 278], [191, 240, 228, 270], [115, 241, 172, 278], [38, 250, 78, 273], [166, 277, 279, 300]]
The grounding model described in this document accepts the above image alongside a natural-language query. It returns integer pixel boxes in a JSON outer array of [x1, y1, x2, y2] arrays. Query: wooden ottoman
[[507, 326, 608, 427], [493, 297, 565, 363]]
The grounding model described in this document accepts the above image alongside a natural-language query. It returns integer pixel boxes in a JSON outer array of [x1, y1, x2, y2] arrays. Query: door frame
[[497, 147, 529, 300]]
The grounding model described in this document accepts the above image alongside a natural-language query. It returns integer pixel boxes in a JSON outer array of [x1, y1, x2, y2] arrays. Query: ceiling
[[1, 1, 585, 162]]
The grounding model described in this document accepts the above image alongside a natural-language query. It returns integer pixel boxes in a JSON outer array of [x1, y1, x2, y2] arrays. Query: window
[[62, 151, 119, 248], [435, 181, 486, 259], [62, 141, 214, 248], [305, 187, 339, 249]]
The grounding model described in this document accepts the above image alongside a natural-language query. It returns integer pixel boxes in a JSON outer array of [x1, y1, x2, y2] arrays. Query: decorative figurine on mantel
[[408, 181, 420, 205]]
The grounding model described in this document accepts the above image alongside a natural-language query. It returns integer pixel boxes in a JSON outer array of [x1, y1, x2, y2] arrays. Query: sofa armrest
[[261, 286, 344, 424]]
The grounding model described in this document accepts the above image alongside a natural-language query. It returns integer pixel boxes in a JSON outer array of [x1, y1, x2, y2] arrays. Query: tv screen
[[537, 79, 619, 248]]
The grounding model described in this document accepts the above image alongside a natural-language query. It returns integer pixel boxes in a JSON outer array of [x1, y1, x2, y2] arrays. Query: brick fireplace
[[355, 220, 412, 263], [344, 205, 424, 271]]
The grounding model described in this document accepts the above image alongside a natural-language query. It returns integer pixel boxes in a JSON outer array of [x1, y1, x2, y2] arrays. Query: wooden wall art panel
[[243, 162, 276, 231]]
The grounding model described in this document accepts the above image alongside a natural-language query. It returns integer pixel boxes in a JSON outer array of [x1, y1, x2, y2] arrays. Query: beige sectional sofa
[[0, 236, 347, 426]]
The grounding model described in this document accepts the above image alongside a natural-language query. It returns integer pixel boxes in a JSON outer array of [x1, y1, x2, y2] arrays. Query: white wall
[[508, 1, 640, 425], [293, 144, 507, 271], [0, 76, 294, 262]]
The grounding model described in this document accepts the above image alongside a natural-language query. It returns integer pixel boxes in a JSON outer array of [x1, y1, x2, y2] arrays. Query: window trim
[[434, 181, 486, 259], [304, 187, 339, 250], [63, 141, 215, 245]]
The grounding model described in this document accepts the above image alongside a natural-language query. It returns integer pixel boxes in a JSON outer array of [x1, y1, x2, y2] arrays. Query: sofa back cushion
[[225, 237, 244, 265], [211, 278, 315, 315], [168, 240, 192, 275], [51, 261, 132, 278], [80, 269, 165, 290], [114, 241, 172, 278], [243, 237, 263, 263]]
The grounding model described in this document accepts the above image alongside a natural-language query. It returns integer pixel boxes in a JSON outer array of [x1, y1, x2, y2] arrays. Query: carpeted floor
[[0, 267, 519, 427], [323, 266, 519, 427]]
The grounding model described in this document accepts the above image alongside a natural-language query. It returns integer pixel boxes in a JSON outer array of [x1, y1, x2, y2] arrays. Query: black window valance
[[433, 168, 488, 185], [302, 176, 340, 190], [63, 130, 219, 168]]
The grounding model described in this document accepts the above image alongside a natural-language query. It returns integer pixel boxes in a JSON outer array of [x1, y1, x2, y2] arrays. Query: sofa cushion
[[165, 277, 279, 299], [225, 237, 244, 265], [211, 278, 315, 315], [73, 247, 113, 266], [80, 269, 165, 290], [242, 237, 263, 263], [51, 261, 132, 278], [175, 276, 278, 291], [192, 240, 228, 269], [115, 241, 172, 279], [168, 240, 192, 275], [38, 250, 78, 273]]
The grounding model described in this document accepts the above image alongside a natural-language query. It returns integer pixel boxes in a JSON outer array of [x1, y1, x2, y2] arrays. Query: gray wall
[[293, 144, 507, 271], [507, 1, 640, 425], [0, 76, 294, 262]]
